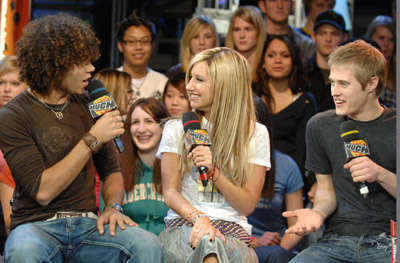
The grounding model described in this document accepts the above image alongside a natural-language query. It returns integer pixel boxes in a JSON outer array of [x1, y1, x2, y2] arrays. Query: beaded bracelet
[[192, 213, 208, 224], [187, 210, 200, 222]]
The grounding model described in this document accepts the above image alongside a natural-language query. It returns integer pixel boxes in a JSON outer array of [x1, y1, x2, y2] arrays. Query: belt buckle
[[56, 212, 83, 219]]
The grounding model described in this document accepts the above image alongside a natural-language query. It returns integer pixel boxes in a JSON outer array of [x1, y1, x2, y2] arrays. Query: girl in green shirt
[[101, 98, 170, 235]]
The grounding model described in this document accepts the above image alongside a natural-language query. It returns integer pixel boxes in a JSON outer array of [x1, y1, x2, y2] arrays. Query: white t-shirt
[[156, 118, 271, 234], [117, 66, 167, 100]]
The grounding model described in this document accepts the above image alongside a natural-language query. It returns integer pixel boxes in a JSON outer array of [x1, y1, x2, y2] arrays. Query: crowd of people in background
[[0, 0, 396, 262]]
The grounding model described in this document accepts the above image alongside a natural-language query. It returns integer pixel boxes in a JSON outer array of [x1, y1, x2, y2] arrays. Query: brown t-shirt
[[0, 90, 120, 229]]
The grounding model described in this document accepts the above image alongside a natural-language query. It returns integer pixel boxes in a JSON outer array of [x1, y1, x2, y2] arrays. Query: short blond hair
[[182, 47, 256, 186], [225, 6, 266, 82], [0, 55, 20, 77], [328, 40, 387, 95], [180, 15, 219, 73]]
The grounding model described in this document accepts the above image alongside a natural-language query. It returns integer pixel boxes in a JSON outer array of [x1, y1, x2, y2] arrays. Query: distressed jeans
[[4, 217, 164, 263], [290, 233, 392, 263]]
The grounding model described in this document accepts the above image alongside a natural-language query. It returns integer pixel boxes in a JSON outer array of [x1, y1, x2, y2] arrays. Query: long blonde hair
[[181, 47, 256, 186], [93, 68, 131, 113], [180, 15, 219, 73], [225, 6, 265, 82]]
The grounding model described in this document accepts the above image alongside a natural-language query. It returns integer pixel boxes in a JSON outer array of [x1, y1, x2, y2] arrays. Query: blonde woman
[[225, 6, 266, 83], [157, 47, 270, 263], [93, 68, 136, 117], [167, 15, 219, 77]]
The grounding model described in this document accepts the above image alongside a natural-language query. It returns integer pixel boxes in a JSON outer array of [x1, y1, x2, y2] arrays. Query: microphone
[[87, 80, 124, 153], [182, 112, 211, 187], [340, 120, 370, 199]]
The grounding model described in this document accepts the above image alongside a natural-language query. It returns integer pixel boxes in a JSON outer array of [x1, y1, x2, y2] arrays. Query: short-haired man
[[283, 40, 396, 262], [0, 14, 163, 262], [258, 0, 316, 58], [117, 12, 167, 101], [308, 9, 347, 112], [295, 0, 335, 38]]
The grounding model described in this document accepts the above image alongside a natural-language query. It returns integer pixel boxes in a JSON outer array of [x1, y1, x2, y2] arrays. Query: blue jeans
[[4, 217, 163, 263], [253, 245, 295, 263], [290, 233, 392, 263]]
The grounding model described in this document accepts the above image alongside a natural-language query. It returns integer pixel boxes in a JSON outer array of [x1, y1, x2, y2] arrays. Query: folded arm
[[36, 111, 124, 206]]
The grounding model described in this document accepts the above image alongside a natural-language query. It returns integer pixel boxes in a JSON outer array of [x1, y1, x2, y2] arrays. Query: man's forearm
[[312, 188, 337, 219], [36, 140, 92, 206], [312, 173, 337, 220], [101, 172, 125, 206]]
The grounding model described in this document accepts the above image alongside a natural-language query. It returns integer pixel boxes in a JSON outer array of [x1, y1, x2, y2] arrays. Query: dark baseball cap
[[314, 10, 346, 32]]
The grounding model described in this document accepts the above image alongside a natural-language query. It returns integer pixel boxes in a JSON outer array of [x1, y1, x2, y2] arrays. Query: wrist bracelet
[[82, 132, 102, 153], [105, 202, 123, 213], [209, 165, 221, 183], [187, 209, 200, 222], [192, 213, 208, 224]]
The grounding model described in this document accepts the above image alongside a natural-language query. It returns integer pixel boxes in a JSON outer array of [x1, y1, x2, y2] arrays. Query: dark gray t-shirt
[[0, 90, 120, 229], [305, 108, 396, 236]]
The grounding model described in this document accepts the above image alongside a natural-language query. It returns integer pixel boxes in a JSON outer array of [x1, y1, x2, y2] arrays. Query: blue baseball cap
[[314, 10, 346, 32]]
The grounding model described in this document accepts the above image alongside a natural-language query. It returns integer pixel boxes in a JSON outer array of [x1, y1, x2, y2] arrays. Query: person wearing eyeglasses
[[117, 11, 168, 101]]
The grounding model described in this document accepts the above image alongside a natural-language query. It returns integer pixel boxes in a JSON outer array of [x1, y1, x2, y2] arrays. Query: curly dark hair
[[117, 10, 156, 43], [253, 35, 310, 112], [16, 13, 100, 93]]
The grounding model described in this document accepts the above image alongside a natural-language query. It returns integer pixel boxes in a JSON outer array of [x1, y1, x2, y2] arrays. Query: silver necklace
[[131, 71, 148, 97], [32, 92, 69, 120]]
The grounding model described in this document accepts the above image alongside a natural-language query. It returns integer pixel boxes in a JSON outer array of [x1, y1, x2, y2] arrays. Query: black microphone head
[[340, 121, 360, 142], [182, 112, 201, 132], [87, 80, 108, 101]]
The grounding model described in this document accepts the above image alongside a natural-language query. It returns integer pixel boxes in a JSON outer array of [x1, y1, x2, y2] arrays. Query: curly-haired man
[[0, 13, 163, 263]]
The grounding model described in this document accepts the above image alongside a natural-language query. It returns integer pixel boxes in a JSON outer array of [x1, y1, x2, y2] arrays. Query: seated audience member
[[0, 167, 14, 236], [365, 15, 396, 108], [0, 55, 28, 253], [158, 48, 270, 262], [249, 99, 304, 263], [117, 11, 167, 100], [0, 13, 163, 262], [284, 40, 396, 263], [100, 98, 170, 235], [253, 35, 317, 183], [93, 68, 136, 119], [161, 72, 191, 117], [167, 15, 219, 77], [225, 6, 266, 83], [307, 10, 347, 112], [0, 55, 28, 173], [295, 0, 335, 38], [258, 0, 316, 58]]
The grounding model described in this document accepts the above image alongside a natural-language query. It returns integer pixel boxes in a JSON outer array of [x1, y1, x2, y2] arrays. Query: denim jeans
[[290, 233, 392, 263], [253, 245, 296, 263], [4, 217, 164, 263]]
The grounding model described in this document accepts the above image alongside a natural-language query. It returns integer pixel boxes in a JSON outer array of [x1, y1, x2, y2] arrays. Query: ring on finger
[[194, 229, 199, 232]]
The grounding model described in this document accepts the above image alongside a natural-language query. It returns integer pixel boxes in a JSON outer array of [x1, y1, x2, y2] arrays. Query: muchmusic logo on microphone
[[88, 95, 116, 119], [184, 129, 211, 152], [344, 139, 370, 158]]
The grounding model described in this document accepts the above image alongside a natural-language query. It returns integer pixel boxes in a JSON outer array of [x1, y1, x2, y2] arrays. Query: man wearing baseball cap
[[307, 10, 347, 113]]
